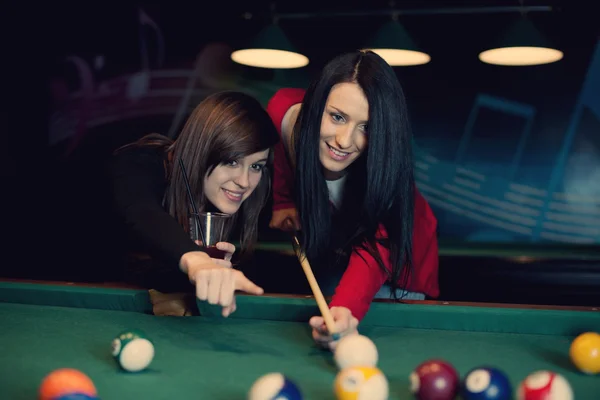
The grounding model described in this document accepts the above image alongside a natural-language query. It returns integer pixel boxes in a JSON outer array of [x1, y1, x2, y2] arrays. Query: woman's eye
[[331, 113, 345, 123], [251, 164, 264, 172]]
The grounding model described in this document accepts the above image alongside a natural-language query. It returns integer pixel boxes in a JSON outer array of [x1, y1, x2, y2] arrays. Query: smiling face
[[319, 82, 369, 180], [203, 149, 269, 214]]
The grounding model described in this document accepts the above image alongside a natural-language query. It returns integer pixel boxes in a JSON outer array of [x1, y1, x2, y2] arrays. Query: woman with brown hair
[[107, 91, 280, 317]]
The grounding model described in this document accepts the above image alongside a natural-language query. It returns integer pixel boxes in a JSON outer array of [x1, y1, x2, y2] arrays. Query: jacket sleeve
[[107, 147, 199, 268], [266, 88, 306, 211], [329, 188, 439, 320]]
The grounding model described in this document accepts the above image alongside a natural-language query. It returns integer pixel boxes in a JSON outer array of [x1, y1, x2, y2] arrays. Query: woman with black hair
[[267, 50, 439, 350]]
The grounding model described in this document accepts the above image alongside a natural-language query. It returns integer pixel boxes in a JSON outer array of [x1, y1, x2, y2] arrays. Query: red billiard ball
[[409, 359, 459, 400], [516, 370, 573, 400]]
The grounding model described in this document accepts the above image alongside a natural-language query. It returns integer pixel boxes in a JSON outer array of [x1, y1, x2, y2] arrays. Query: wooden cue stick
[[290, 234, 339, 340]]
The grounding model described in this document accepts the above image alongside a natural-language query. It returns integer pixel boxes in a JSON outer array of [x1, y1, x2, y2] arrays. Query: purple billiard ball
[[462, 366, 512, 400], [409, 359, 460, 400]]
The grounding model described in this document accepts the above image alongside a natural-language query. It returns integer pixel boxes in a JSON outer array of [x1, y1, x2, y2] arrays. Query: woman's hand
[[269, 208, 300, 232], [308, 306, 359, 351], [194, 240, 236, 263], [179, 251, 263, 317]]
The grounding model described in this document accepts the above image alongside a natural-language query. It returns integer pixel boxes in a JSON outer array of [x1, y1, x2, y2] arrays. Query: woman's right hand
[[269, 208, 300, 232], [179, 251, 264, 317]]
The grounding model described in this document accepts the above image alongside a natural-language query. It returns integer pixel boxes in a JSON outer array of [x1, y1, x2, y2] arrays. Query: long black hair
[[293, 50, 415, 296]]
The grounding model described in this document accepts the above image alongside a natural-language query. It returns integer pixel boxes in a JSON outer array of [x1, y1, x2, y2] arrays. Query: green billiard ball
[[111, 330, 154, 372]]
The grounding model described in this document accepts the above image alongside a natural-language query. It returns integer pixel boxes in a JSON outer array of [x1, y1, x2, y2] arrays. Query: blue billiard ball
[[52, 394, 99, 400], [462, 366, 512, 400], [248, 373, 302, 400]]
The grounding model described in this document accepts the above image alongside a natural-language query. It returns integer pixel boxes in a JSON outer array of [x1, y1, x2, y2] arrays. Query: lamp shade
[[231, 24, 309, 69], [366, 20, 431, 66], [479, 18, 563, 66]]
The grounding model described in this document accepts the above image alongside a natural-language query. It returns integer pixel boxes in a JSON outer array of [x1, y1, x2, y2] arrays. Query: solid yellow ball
[[570, 332, 600, 374]]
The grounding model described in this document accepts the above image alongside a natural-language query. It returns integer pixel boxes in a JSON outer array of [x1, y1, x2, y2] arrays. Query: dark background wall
[[2, 1, 599, 302]]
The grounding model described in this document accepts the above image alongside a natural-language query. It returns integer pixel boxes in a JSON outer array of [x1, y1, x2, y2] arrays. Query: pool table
[[1, 280, 599, 399]]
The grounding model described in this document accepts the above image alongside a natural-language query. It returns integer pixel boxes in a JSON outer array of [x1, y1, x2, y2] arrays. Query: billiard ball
[[515, 370, 573, 400], [111, 329, 155, 372], [569, 331, 600, 374], [334, 366, 388, 400], [39, 368, 98, 400], [409, 359, 459, 400], [334, 334, 378, 369], [248, 373, 302, 400], [462, 366, 512, 400]]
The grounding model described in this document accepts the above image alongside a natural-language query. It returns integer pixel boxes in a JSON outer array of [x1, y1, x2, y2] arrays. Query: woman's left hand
[[309, 306, 359, 351], [215, 241, 235, 262], [194, 241, 236, 263]]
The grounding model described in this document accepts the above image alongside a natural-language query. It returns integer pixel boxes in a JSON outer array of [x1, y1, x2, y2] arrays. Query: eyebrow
[[253, 158, 268, 163], [329, 105, 368, 123]]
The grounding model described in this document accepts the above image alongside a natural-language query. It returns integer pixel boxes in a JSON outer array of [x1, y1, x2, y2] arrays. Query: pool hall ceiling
[[46, 0, 596, 76]]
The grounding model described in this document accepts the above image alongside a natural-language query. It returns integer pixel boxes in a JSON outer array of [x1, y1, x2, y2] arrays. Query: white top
[[326, 175, 347, 209]]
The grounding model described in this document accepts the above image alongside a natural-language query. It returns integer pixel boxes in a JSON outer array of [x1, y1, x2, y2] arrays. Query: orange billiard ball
[[39, 368, 98, 400], [569, 332, 600, 374]]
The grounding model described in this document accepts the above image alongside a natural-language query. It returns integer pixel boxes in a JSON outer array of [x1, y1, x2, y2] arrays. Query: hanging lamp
[[479, 17, 563, 66], [231, 23, 309, 69], [366, 17, 430, 66]]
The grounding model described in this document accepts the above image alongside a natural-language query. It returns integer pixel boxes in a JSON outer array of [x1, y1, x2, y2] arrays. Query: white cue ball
[[334, 334, 378, 370]]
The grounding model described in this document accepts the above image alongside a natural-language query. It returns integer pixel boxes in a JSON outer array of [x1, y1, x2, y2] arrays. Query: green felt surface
[[1, 283, 600, 399]]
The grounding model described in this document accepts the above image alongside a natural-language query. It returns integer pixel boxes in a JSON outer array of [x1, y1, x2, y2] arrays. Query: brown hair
[[117, 91, 279, 258]]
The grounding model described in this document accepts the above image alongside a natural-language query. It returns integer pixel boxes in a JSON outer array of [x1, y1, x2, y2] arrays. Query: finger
[[234, 273, 264, 295], [222, 304, 232, 318], [283, 218, 296, 231], [309, 316, 328, 334], [312, 329, 331, 349], [219, 270, 235, 308], [293, 217, 301, 231], [334, 315, 350, 333], [222, 297, 236, 317], [329, 340, 339, 352], [216, 242, 235, 254], [207, 269, 222, 305], [194, 240, 203, 247], [195, 271, 208, 301], [272, 215, 291, 231], [349, 317, 359, 331]]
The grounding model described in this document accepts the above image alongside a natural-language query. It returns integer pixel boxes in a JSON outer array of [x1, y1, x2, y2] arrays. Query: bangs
[[220, 133, 272, 162], [178, 90, 280, 175], [210, 121, 278, 170]]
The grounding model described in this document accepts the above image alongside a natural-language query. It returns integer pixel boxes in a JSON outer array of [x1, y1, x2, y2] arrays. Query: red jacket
[[266, 88, 439, 320]]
